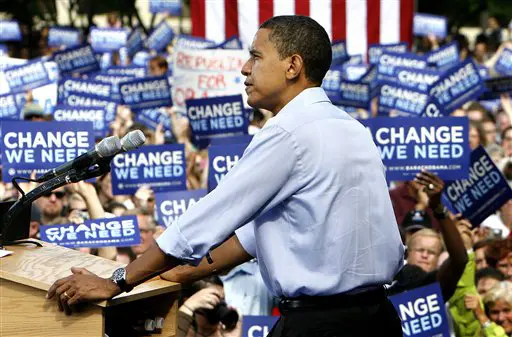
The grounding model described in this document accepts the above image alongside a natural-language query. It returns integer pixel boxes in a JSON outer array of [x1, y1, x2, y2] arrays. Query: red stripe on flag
[[331, 0, 346, 41], [295, 0, 309, 16], [367, 0, 380, 46], [191, 0, 206, 38], [259, 0, 274, 25], [224, 0, 239, 39], [400, 0, 414, 46]]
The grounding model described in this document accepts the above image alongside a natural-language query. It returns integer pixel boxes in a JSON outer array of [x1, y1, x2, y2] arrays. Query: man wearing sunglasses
[[37, 187, 66, 225]]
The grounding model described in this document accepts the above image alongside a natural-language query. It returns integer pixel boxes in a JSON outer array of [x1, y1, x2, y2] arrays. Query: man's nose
[[241, 59, 251, 76]]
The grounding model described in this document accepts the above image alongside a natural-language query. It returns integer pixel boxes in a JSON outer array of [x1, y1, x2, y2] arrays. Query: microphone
[[120, 130, 146, 153], [36, 136, 122, 183]]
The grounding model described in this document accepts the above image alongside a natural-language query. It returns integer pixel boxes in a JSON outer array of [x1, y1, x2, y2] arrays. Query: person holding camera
[[178, 276, 241, 337]]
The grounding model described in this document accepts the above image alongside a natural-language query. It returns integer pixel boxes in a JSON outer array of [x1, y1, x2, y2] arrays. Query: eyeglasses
[[42, 191, 66, 199], [411, 247, 440, 256]]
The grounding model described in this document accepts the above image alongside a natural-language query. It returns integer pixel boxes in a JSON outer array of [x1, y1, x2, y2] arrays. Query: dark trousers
[[268, 289, 403, 337]]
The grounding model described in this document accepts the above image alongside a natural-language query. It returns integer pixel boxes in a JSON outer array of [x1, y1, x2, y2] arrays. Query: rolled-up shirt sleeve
[[156, 124, 299, 265], [235, 222, 256, 258]]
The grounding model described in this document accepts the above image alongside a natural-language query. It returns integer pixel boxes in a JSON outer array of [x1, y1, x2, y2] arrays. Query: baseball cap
[[401, 210, 432, 232], [22, 103, 46, 120]]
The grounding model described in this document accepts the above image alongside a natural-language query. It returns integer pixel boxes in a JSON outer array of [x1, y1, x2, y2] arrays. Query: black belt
[[279, 286, 386, 312]]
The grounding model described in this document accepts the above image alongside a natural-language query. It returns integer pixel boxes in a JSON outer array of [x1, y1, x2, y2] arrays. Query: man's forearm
[[125, 242, 182, 287]]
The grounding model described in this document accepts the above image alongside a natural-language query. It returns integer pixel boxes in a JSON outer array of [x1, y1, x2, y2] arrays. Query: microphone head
[[121, 130, 146, 151], [96, 136, 122, 157]]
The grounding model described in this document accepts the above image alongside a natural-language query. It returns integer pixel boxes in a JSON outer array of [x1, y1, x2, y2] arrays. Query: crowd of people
[[0, 11, 511, 337]]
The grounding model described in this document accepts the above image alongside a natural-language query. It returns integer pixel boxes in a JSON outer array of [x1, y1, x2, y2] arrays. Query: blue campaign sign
[[339, 79, 371, 109], [52, 45, 100, 76], [331, 40, 348, 65], [378, 51, 427, 81], [146, 21, 175, 51], [111, 144, 186, 195], [378, 81, 444, 117], [388, 283, 450, 337], [90, 28, 129, 53], [342, 64, 368, 81], [126, 27, 145, 57], [429, 59, 484, 114], [368, 42, 408, 65], [135, 107, 172, 138], [413, 13, 448, 39], [120, 76, 172, 110], [58, 77, 114, 103], [495, 48, 512, 76], [242, 316, 279, 337], [91, 73, 133, 102], [392, 67, 441, 93], [0, 121, 94, 182], [48, 27, 82, 47], [426, 42, 459, 70], [63, 93, 117, 123], [211, 36, 244, 50], [150, 0, 182, 15], [175, 35, 216, 50], [0, 94, 20, 120], [443, 146, 512, 226], [478, 65, 490, 80], [155, 189, 207, 227], [3, 60, 51, 93], [40, 215, 140, 248], [361, 117, 470, 181], [322, 66, 343, 103], [106, 65, 147, 77], [187, 95, 248, 149], [208, 142, 249, 190], [480, 76, 512, 100], [52, 104, 112, 139], [133, 50, 151, 66], [0, 20, 21, 41]]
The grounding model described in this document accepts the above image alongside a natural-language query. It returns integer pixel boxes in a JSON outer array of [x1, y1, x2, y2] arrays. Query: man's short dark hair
[[475, 267, 505, 284], [260, 15, 332, 85]]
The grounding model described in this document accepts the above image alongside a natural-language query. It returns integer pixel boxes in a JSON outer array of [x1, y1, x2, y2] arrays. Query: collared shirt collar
[[276, 87, 331, 117]]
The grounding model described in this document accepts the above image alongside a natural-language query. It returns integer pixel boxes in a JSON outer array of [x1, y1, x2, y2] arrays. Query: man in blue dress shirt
[[48, 15, 404, 336]]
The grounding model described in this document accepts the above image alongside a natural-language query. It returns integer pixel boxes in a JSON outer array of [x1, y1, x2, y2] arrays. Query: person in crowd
[[485, 16, 504, 52], [487, 144, 505, 166], [400, 209, 433, 244], [148, 55, 169, 77], [29, 204, 41, 239], [476, 267, 506, 296], [106, 201, 128, 217], [485, 238, 512, 280], [473, 39, 489, 65], [178, 276, 242, 337], [36, 187, 66, 225], [483, 117, 499, 146], [470, 120, 488, 150], [466, 102, 490, 123], [22, 102, 48, 121], [132, 185, 156, 216], [406, 228, 444, 273], [475, 240, 492, 271], [122, 208, 156, 257], [501, 126, 512, 157]]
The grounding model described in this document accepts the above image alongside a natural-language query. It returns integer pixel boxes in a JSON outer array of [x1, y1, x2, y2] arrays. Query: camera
[[200, 300, 239, 329]]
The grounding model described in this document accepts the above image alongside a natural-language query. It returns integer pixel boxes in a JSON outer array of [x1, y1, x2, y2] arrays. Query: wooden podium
[[0, 240, 181, 337]]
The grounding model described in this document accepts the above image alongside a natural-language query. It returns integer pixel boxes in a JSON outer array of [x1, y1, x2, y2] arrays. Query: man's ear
[[285, 54, 304, 81]]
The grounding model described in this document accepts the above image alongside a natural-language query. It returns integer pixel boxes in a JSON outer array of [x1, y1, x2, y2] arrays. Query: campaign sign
[[92, 73, 133, 102], [388, 283, 450, 337], [331, 40, 348, 65], [495, 48, 512, 76], [48, 27, 81, 47], [392, 67, 441, 93], [443, 146, 512, 226], [339, 80, 371, 109], [106, 65, 147, 77], [186, 95, 248, 149], [90, 28, 129, 53], [172, 48, 247, 111], [378, 81, 444, 117], [120, 76, 172, 110], [63, 93, 117, 122], [0, 94, 20, 120], [52, 44, 100, 75], [52, 104, 111, 138], [126, 27, 145, 57], [58, 77, 113, 103], [480, 76, 512, 100], [413, 13, 448, 39], [0, 20, 21, 41], [208, 142, 249, 190], [429, 59, 484, 114], [175, 35, 216, 50], [3, 60, 51, 93], [322, 67, 343, 103], [155, 189, 206, 227], [146, 21, 175, 52], [361, 117, 470, 180], [135, 107, 172, 137], [111, 144, 186, 195], [342, 64, 368, 81], [150, 0, 182, 15], [133, 50, 151, 66], [368, 42, 408, 65], [378, 51, 427, 81], [478, 65, 490, 80], [242, 316, 279, 337], [40, 215, 140, 248], [426, 42, 459, 70], [1, 121, 94, 182], [212, 36, 243, 50]]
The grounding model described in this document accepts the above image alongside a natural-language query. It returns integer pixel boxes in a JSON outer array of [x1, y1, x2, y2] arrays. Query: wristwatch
[[433, 204, 448, 220], [110, 267, 134, 293]]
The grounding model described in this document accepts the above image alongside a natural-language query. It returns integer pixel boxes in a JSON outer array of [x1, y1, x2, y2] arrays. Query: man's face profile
[[241, 28, 288, 113]]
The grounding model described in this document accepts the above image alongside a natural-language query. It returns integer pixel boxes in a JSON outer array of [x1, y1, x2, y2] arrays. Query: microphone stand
[[0, 160, 112, 249]]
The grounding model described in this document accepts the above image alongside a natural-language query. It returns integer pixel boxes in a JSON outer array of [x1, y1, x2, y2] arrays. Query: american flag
[[190, 0, 414, 56]]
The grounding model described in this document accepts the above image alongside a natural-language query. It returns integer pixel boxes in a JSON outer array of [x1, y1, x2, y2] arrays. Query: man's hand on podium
[[46, 267, 122, 315]]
